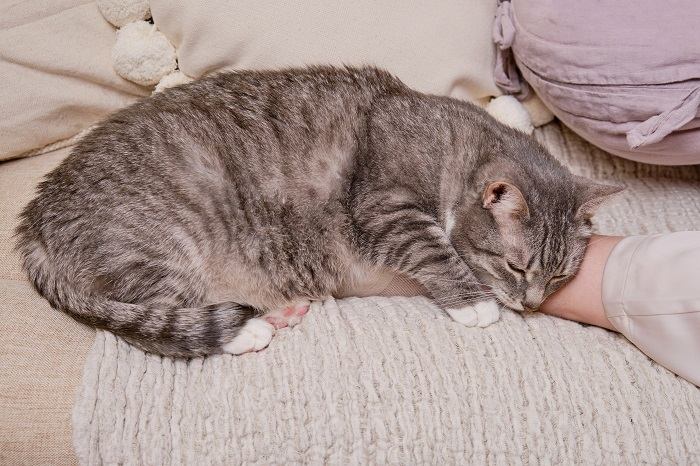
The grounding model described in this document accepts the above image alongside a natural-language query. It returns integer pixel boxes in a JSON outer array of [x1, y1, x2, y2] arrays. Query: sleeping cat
[[15, 66, 620, 358]]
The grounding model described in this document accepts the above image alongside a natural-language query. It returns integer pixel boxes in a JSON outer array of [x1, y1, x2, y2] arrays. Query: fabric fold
[[492, 0, 530, 98], [627, 86, 700, 149]]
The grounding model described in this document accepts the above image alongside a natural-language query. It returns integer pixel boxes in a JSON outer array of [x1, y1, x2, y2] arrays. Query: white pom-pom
[[486, 95, 534, 134], [96, 0, 150, 28], [154, 71, 194, 93], [522, 95, 555, 128], [112, 21, 176, 86]]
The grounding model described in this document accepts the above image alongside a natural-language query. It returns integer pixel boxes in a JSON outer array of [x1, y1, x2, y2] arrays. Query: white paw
[[222, 318, 275, 355], [446, 306, 478, 326], [446, 300, 500, 328]]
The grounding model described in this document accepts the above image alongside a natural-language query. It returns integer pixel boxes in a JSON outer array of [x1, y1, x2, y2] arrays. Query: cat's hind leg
[[222, 318, 275, 355], [221, 299, 311, 355]]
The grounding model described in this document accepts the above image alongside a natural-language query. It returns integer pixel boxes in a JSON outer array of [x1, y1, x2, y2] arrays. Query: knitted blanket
[[73, 123, 700, 465]]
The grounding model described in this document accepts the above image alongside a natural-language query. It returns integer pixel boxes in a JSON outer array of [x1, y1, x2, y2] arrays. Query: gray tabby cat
[[16, 66, 620, 358]]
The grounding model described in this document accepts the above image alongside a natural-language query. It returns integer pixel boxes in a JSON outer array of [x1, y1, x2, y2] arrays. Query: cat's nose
[[523, 289, 544, 311], [522, 298, 541, 312]]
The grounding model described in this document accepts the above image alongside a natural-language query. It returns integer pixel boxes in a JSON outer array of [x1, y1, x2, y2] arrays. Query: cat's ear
[[575, 178, 624, 219], [482, 181, 530, 222]]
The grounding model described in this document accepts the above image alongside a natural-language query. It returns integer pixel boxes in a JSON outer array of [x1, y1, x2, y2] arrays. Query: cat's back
[[61, 67, 407, 198], [28, 66, 407, 210]]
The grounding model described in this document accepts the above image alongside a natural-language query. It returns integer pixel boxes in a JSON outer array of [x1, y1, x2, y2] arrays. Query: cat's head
[[450, 163, 622, 312]]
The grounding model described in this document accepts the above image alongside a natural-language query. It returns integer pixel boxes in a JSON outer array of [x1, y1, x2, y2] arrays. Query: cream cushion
[[150, 0, 501, 103], [0, 1, 148, 161]]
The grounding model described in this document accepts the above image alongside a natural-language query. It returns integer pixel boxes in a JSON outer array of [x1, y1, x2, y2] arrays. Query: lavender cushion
[[494, 0, 700, 165]]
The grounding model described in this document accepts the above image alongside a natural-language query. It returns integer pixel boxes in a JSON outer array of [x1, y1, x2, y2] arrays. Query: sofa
[[1, 2, 698, 464]]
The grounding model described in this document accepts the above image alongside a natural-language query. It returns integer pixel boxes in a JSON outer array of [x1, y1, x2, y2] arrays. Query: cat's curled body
[[16, 66, 619, 357]]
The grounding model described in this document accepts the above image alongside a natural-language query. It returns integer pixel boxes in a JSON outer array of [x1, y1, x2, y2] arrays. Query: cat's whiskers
[[410, 272, 495, 289], [436, 291, 498, 308]]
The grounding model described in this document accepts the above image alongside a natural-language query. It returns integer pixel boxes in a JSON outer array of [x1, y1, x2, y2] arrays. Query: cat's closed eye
[[505, 261, 526, 275], [549, 274, 568, 284]]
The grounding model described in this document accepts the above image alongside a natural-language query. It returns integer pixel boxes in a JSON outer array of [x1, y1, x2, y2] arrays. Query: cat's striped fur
[[16, 66, 619, 357]]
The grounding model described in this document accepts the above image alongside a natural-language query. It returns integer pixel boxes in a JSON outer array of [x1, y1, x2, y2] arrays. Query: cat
[[15, 66, 620, 358]]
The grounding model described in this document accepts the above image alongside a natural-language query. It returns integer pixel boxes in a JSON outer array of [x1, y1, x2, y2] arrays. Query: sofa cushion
[[150, 0, 501, 103], [0, 1, 149, 161], [0, 148, 66, 281], [0, 146, 95, 465], [495, 0, 700, 165]]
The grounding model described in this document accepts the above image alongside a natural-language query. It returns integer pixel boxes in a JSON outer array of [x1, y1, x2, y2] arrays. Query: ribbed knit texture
[[73, 122, 700, 465]]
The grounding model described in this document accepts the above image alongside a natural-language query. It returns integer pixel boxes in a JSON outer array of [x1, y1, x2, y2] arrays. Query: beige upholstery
[[0, 1, 148, 161], [0, 147, 94, 466]]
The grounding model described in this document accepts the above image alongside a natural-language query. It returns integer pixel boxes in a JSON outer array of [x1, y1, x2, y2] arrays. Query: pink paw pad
[[264, 300, 311, 329], [264, 316, 289, 329]]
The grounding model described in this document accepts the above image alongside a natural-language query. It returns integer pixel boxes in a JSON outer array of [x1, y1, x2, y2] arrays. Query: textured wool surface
[[73, 122, 700, 465]]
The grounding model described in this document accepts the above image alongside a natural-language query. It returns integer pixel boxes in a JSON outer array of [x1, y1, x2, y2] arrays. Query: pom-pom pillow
[[494, 0, 700, 165]]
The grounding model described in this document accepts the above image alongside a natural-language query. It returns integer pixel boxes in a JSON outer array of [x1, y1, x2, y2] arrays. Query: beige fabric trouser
[[603, 232, 700, 387]]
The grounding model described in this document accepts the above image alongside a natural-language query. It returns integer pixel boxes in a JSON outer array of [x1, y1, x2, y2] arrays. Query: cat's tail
[[15, 232, 260, 358]]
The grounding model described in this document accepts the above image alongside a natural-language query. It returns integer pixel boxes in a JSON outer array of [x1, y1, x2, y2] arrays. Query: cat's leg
[[263, 299, 311, 329], [352, 196, 500, 327], [222, 299, 312, 354]]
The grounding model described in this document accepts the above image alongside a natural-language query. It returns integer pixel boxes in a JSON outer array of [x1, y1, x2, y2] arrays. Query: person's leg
[[541, 233, 700, 387], [539, 235, 623, 331]]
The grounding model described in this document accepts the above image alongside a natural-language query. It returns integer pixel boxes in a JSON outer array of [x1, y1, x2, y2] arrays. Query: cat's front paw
[[446, 300, 500, 328]]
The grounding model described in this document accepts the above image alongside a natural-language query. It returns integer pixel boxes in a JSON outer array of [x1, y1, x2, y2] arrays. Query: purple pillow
[[493, 0, 700, 165]]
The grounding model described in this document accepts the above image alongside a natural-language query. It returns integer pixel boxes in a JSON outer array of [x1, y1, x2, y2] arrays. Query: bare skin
[[539, 235, 624, 331]]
